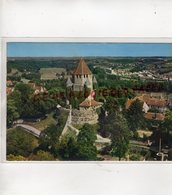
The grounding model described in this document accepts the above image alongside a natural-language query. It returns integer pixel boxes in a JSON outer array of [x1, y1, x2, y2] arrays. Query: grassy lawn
[[27, 114, 57, 131]]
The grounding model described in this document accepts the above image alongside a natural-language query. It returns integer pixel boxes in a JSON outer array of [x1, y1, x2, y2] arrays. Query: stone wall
[[71, 107, 99, 125], [73, 75, 93, 92]]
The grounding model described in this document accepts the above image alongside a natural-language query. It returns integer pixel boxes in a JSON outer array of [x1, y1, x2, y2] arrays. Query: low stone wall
[[71, 108, 99, 125]]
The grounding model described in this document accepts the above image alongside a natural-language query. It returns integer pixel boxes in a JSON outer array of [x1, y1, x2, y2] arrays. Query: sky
[[7, 42, 172, 57]]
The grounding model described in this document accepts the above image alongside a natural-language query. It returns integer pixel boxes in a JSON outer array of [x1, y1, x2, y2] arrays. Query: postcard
[[4, 42, 172, 161]]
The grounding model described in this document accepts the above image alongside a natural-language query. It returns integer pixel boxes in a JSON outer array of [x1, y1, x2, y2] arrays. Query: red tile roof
[[125, 97, 144, 109], [73, 58, 92, 75], [80, 98, 100, 107], [126, 94, 167, 109], [141, 95, 166, 107], [144, 112, 165, 121]]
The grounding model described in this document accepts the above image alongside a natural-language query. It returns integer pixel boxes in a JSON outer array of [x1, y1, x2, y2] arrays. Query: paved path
[[15, 124, 41, 137]]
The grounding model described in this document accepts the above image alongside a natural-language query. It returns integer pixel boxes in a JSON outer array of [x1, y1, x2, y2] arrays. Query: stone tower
[[73, 58, 93, 92]]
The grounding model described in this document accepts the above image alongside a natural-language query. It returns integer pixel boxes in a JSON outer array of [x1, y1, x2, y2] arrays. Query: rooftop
[[144, 112, 165, 121], [80, 98, 101, 107], [73, 58, 92, 75], [126, 94, 167, 109]]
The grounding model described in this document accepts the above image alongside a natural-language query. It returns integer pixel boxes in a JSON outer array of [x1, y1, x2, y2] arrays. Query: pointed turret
[[73, 58, 92, 75], [73, 58, 93, 91], [66, 77, 73, 87], [93, 76, 97, 84]]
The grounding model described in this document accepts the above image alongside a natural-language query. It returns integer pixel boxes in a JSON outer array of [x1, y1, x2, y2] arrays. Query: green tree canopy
[[39, 124, 62, 154], [7, 99, 19, 127], [7, 127, 38, 157], [76, 124, 97, 160], [30, 150, 55, 161], [105, 112, 130, 160], [126, 99, 145, 132], [58, 135, 78, 160]]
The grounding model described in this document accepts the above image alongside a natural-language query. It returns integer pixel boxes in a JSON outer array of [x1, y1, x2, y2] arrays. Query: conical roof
[[80, 98, 100, 107], [93, 76, 97, 83], [73, 58, 92, 75]]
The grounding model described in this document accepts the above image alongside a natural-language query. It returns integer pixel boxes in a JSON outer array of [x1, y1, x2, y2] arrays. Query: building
[[28, 82, 46, 95], [68, 58, 102, 125], [125, 96, 149, 113], [141, 95, 167, 113], [72, 58, 93, 92], [71, 95, 102, 125], [144, 112, 165, 121], [126, 94, 168, 113]]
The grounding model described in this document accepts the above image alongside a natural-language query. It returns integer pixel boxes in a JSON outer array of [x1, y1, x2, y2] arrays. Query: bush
[[7, 127, 38, 157], [168, 148, 172, 160], [30, 150, 55, 161], [130, 153, 141, 161]]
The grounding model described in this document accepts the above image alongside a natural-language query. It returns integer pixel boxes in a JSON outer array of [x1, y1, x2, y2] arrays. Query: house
[[144, 112, 165, 121], [126, 94, 167, 113], [141, 95, 167, 113], [28, 82, 46, 95], [125, 96, 149, 113]]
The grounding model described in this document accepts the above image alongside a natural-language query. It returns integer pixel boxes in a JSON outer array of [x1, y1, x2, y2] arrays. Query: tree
[[7, 127, 38, 157], [76, 124, 97, 160], [157, 111, 172, 148], [104, 96, 120, 114], [13, 83, 34, 118], [7, 99, 19, 127], [168, 148, 172, 160], [7, 154, 26, 161], [126, 99, 145, 132], [58, 135, 78, 160], [30, 150, 55, 161], [98, 107, 107, 137], [111, 137, 129, 160], [9, 90, 22, 115], [38, 124, 62, 154], [105, 112, 130, 160]]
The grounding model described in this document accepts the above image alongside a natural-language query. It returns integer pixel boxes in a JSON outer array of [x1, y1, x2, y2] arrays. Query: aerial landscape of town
[[6, 43, 172, 161]]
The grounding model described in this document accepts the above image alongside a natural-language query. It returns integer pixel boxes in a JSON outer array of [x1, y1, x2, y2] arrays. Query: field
[[40, 68, 67, 80]]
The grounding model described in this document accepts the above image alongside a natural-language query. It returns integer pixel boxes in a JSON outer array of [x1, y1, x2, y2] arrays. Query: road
[[15, 124, 41, 137]]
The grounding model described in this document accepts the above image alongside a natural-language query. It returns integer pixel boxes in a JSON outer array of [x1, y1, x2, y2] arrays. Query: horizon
[[7, 56, 172, 59], [7, 43, 172, 57]]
